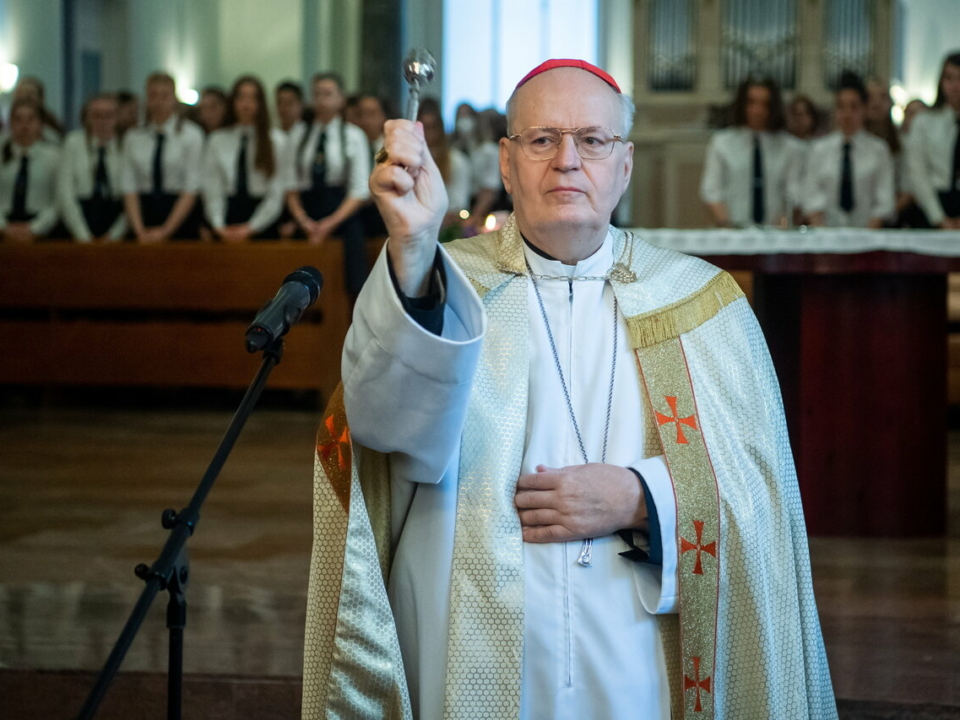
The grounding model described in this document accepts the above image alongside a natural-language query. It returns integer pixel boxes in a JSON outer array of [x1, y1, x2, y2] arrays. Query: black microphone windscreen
[[282, 266, 324, 305]]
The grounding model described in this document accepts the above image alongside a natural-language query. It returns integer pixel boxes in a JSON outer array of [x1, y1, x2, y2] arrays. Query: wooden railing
[[0, 241, 376, 403]]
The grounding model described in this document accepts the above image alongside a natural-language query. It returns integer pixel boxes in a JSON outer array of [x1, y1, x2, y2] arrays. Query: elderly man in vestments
[[302, 59, 837, 719]]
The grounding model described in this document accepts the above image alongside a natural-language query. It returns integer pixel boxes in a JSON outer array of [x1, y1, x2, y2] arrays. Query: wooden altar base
[[712, 252, 949, 537]]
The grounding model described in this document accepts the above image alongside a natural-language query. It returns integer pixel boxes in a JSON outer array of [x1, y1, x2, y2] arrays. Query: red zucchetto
[[515, 58, 622, 93]]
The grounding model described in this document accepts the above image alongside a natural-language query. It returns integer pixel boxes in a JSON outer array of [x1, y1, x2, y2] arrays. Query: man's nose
[[551, 133, 582, 170]]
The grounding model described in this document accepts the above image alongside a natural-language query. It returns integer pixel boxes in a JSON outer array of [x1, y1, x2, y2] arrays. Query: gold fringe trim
[[626, 271, 744, 349]]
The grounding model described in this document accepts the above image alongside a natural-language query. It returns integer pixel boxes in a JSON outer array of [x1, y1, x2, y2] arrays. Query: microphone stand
[[76, 337, 285, 720]]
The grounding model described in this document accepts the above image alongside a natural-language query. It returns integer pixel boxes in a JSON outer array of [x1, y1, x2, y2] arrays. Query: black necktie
[[752, 134, 765, 225], [11, 154, 28, 218], [840, 141, 855, 213], [152, 132, 165, 195], [236, 134, 249, 199], [312, 129, 327, 189], [93, 146, 110, 199]]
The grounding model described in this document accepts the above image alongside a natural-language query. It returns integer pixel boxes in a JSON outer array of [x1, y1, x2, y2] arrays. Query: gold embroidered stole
[[619, 271, 744, 719]]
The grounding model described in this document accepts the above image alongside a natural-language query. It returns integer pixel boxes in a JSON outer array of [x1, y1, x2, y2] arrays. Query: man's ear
[[499, 137, 513, 195], [620, 141, 634, 193]]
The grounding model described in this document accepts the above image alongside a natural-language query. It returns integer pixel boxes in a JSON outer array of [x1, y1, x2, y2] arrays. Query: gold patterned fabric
[[302, 387, 412, 719], [637, 338, 723, 718], [302, 215, 837, 719]]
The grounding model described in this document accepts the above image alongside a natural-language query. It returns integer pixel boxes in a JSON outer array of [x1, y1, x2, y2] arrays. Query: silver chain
[[527, 262, 618, 567], [528, 272, 610, 282]]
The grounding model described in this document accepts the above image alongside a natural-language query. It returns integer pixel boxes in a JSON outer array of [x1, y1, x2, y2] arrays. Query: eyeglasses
[[508, 126, 624, 160]]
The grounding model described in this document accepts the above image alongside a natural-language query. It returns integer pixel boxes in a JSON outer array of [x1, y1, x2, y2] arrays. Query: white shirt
[[279, 119, 306, 141], [120, 116, 204, 195], [0, 139, 61, 234], [284, 116, 371, 201], [700, 127, 803, 226], [905, 105, 960, 225], [446, 148, 473, 214], [58, 129, 127, 242], [201, 125, 288, 232], [802, 130, 895, 227], [344, 236, 678, 720]]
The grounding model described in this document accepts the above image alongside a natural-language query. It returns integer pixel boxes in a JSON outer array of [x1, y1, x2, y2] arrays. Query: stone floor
[[0, 407, 957, 709]]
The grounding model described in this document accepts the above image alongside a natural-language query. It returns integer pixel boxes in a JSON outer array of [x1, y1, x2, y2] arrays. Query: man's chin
[[519, 208, 609, 236]]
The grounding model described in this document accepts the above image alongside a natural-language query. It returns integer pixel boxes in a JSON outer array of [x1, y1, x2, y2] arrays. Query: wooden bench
[[0, 242, 366, 403]]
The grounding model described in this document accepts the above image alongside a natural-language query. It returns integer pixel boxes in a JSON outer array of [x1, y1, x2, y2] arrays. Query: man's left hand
[[515, 463, 647, 543]]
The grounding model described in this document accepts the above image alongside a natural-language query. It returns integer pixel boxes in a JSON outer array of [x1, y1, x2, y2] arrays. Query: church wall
[[0, 0, 65, 117]]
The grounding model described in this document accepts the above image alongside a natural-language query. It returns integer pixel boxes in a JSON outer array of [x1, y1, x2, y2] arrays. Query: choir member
[[901, 99, 928, 136], [802, 72, 894, 228], [894, 98, 929, 227], [197, 86, 229, 135], [201, 75, 286, 242], [417, 97, 472, 226], [354, 94, 388, 162], [0, 99, 61, 243], [700, 76, 802, 227], [906, 51, 960, 229], [275, 81, 307, 139], [343, 94, 361, 127], [467, 108, 510, 227], [865, 79, 902, 156], [121, 72, 204, 242], [274, 81, 307, 237], [115, 91, 140, 142], [450, 102, 480, 157], [13, 76, 64, 144], [59, 94, 127, 242], [353, 94, 390, 238], [786, 95, 822, 141], [284, 72, 370, 294]]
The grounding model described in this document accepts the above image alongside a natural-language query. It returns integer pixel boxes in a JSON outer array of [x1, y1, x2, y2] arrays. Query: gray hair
[[505, 86, 635, 137]]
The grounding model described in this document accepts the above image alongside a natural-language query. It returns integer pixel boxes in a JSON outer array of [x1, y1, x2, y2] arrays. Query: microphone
[[245, 266, 324, 353]]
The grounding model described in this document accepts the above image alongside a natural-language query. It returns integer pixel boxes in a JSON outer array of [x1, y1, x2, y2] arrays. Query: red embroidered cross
[[655, 395, 698, 444], [319, 414, 351, 471], [684, 655, 712, 713], [680, 519, 717, 575]]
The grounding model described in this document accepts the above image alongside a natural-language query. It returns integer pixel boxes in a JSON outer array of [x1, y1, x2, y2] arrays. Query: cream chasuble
[[302, 215, 838, 720]]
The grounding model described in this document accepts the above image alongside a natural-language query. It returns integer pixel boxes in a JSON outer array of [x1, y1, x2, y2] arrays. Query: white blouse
[[0, 139, 61, 235], [283, 116, 371, 201], [700, 127, 803, 227], [905, 106, 960, 226], [58, 129, 127, 241], [120, 116, 204, 195], [201, 125, 287, 232], [801, 130, 895, 227]]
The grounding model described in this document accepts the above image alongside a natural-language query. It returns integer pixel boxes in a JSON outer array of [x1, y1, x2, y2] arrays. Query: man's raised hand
[[370, 119, 448, 297]]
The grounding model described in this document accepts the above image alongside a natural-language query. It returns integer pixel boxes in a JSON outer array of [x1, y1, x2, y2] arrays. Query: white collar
[[315, 116, 341, 132], [10, 141, 36, 158], [150, 116, 178, 134]]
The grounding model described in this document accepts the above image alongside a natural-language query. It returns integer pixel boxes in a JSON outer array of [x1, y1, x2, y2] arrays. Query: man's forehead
[[512, 68, 621, 124]]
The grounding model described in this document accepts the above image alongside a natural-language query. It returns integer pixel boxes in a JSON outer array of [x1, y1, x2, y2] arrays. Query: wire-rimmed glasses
[[508, 126, 624, 160]]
